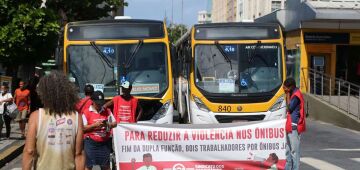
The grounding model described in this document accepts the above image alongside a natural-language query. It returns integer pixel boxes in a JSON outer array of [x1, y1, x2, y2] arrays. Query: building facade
[[211, 0, 237, 23], [198, 10, 212, 24], [256, 0, 360, 91], [236, 0, 285, 22]]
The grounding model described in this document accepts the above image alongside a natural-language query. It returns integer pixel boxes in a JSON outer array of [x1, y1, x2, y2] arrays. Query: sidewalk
[[0, 122, 25, 168]]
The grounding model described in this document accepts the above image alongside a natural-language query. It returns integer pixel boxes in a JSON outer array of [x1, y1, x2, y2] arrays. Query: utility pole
[[181, 0, 184, 35], [181, 0, 184, 24], [171, 0, 174, 26]]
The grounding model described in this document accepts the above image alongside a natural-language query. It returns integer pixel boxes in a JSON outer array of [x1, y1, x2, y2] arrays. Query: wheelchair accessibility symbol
[[241, 79, 248, 87]]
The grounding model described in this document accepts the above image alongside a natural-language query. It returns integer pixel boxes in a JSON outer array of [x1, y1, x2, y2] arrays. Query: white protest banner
[[113, 119, 286, 170]]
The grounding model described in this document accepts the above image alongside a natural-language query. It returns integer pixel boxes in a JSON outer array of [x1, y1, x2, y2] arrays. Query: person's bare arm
[[109, 122, 117, 128], [13, 91, 17, 103], [136, 105, 143, 121], [1, 94, 13, 103], [285, 92, 291, 105], [83, 121, 103, 133], [103, 99, 114, 109], [22, 111, 38, 170], [75, 115, 85, 170], [28, 93, 31, 112], [0, 97, 13, 105]]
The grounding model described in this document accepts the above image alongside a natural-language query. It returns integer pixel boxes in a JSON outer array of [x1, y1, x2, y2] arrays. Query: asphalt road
[[300, 120, 360, 170], [4, 119, 360, 170]]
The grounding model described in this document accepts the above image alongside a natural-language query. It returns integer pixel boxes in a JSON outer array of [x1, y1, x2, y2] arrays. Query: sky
[[125, 0, 210, 27]]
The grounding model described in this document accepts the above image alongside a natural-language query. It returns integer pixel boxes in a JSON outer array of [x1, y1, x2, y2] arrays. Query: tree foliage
[[45, 0, 128, 24], [167, 24, 188, 45], [0, 0, 59, 65], [0, 0, 128, 66]]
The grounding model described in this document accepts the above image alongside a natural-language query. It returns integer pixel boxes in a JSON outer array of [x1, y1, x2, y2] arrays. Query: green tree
[[0, 0, 60, 66], [45, 0, 128, 25], [0, 0, 128, 77], [167, 24, 188, 45]]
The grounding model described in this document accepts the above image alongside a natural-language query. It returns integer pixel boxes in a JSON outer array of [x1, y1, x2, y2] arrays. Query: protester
[[283, 77, 306, 170], [131, 153, 157, 170], [14, 81, 31, 138], [103, 81, 142, 123], [83, 91, 116, 170], [0, 84, 14, 139], [76, 84, 94, 114], [22, 71, 85, 170]]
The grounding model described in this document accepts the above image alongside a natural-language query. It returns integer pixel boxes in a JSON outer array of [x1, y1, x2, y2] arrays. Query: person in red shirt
[[14, 81, 30, 138], [103, 81, 142, 123], [76, 84, 94, 114], [82, 91, 116, 170]]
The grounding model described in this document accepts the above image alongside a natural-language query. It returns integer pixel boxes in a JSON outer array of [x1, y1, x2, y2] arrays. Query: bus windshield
[[194, 43, 282, 94], [68, 43, 168, 97]]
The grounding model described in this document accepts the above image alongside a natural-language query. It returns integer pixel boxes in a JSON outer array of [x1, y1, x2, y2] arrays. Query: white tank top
[[35, 108, 78, 170]]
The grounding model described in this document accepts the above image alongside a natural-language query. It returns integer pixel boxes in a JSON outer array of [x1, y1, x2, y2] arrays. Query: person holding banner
[[103, 81, 142, 123], [83, 91, 117, 170], [283, 78, 306, 170]]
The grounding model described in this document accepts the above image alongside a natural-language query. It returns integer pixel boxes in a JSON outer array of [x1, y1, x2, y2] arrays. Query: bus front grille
[[215, 115, 265, 123]]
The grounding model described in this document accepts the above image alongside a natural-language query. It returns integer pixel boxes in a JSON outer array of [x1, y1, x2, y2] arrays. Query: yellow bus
[[174, 22, 286, 124], [62, 19, 174, 124]]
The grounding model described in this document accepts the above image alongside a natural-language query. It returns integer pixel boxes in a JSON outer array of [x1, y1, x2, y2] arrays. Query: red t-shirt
[[113, 96, 138, 123], [76, 96, 92, 114], [83, 107, 112, 142], [15, 88, 30, 111]]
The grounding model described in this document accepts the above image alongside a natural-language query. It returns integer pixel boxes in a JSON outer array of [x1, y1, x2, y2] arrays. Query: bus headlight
[[193, 96, 210, 112], [151, 100, 171, 120], [269, 95, 285, 112]]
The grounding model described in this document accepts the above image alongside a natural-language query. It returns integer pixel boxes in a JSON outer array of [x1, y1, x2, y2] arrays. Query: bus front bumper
[[189, 101, 286, 124], [137, 103, 174, 124]]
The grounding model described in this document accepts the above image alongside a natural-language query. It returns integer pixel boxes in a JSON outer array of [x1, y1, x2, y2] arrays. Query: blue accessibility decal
[[120, 76, 127, 84], [240, 79, 248, 87]]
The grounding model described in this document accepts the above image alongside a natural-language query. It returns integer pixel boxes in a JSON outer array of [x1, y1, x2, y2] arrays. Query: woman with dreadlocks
[[22, 71, 85, 170]]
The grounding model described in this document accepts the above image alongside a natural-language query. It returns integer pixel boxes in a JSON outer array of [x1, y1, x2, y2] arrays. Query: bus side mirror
[[184, 47, 192, 63]]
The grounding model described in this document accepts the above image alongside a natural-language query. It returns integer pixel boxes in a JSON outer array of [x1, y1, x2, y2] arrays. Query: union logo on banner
[[172, 163, 186, 170]]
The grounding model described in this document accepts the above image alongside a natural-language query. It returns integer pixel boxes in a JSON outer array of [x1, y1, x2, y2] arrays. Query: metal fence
[[304, 68, 360, 120]]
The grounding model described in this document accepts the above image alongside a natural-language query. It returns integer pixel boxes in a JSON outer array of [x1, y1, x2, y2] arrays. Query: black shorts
[[84, 137, 112, 168]]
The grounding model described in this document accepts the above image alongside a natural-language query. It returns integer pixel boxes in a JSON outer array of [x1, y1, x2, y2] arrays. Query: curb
[[0, 140, 25, 168]]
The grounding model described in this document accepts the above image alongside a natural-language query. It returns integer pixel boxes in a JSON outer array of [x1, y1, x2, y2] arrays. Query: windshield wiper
[[215, 41, 232, 70], [90, 41, 114, 68], [125, 40, 144, 70]]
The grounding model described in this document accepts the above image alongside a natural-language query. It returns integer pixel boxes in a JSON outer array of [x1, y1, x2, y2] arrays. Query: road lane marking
[[322, 148, 360, 151], [301, 157, 345, 170], [350, 158, 360, 163]]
